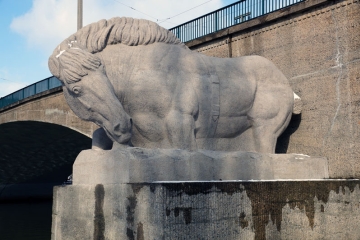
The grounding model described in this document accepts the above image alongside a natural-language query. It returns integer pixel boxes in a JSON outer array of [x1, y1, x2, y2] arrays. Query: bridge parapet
[[169, 0, 304, 43], [0, 76, 62, 109]]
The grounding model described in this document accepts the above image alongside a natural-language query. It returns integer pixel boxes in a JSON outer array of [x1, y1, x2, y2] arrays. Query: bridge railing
[[169, 0, 304, 43], [0, 76, 62, 109]]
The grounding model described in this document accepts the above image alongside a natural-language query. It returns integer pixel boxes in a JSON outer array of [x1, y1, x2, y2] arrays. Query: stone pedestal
[[52, 181, 360, 240], [52, 147, 343, 240], [72, 146, 329, 183]]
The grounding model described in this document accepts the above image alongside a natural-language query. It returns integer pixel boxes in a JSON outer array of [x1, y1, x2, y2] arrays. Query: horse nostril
[[114, 121, 131, 135], [113, 124, 123, 133], [129, 118, 133, 127]]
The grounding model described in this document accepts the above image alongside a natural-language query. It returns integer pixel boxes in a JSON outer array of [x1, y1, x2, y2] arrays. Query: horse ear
[[98, 63, 106, 74]]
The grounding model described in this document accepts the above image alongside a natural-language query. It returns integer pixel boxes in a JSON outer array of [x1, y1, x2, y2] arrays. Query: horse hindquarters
[[247, 58, 294, 153], [249, 103, 293, 153]]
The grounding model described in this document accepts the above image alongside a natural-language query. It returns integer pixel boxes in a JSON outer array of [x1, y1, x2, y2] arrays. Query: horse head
[[49, 17, 183, 147], [49, 44, 132, 145]]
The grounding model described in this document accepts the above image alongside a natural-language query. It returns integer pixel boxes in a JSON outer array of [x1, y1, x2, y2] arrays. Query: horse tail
[[293, 92, 302, 115]]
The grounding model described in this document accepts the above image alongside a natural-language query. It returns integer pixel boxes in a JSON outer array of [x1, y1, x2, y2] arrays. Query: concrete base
[[73, 146, 329, 184], [52, 180, 360, 240]]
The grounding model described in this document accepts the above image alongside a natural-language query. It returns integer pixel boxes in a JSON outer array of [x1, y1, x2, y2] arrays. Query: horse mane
[[49, 17, 185, 82], [68, 17, 184, 53]]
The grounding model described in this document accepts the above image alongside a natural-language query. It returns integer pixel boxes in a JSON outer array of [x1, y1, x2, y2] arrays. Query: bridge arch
[[0, 89, 97, 200], [0, 121, 91, 187]]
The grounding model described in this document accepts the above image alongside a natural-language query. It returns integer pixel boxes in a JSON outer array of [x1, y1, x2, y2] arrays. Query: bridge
[[0, 0, 359, 237]]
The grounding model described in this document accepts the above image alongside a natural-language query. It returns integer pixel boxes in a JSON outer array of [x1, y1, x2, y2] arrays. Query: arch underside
[[0, 121, 91, 189]]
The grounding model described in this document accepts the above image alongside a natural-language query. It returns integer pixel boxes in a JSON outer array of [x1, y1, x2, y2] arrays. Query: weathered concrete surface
[[52, 181, 360, 240], [73, 146, 328, 184], [189, 0, 360, 178]]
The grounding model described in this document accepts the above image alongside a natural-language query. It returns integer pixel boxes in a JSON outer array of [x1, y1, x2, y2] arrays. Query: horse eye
[[72, 86, 81, 94]]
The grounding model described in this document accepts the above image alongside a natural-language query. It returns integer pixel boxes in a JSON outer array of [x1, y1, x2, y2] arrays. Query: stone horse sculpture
[[49, 17, 301, 153]]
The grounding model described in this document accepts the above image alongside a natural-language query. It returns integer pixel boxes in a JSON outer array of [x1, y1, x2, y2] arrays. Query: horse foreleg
[[165, 110, 197, 151]]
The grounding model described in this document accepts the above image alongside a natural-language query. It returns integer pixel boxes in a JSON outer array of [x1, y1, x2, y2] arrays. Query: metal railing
[[169, 0, 304, 42], [0, 76, 62, 109]]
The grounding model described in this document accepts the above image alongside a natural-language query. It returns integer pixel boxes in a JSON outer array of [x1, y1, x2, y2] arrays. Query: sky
[[0, 0, 235, 97]]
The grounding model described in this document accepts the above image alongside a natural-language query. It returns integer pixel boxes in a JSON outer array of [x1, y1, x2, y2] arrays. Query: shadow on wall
[[276, 114, 301, 153]]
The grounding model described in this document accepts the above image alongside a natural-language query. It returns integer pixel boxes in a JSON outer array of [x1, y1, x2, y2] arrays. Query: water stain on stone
[[162, 182, 214, 196], [126, 187, 139, 240], [174, 207, 180, 217], [136, 222, 144, 240], [93, 184, 105, 240], [150, 184, 156, 193], [242, 181, 359, 240], [171, 207, 192, 224], [131, 184, 144, 195], [162, 182, 246, 197], [166, 207, 171, 216], [126, 227, 134, 240], [155, 181, 359, 240], [126, 196, 137, 223], [183, 208, 192, 224], [239, 212, 249, 229]]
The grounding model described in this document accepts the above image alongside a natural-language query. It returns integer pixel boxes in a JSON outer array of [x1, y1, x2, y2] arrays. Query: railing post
[[262, 0, 265, 15], [214, 11, 218, 32]]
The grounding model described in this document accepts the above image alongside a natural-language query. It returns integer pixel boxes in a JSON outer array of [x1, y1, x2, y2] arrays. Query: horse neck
[[97, 44, 139, 100], [98, 43, 186, 97]]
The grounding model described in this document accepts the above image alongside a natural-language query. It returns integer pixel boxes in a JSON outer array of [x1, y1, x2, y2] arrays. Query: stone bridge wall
[[0, 88, 97, 138]]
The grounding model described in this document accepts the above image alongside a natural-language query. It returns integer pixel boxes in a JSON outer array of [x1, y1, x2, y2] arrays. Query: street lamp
[[78, 0, 83, 30]]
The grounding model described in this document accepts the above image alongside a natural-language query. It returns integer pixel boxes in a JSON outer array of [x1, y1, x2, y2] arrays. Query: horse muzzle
[[111, 118, 132, 144]]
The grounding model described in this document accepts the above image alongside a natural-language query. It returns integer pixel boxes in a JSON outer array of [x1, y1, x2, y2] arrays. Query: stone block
[[73, 146, 329, 184]]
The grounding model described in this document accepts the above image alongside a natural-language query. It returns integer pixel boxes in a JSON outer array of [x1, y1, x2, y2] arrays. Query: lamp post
[[77, 0, 83, 30]]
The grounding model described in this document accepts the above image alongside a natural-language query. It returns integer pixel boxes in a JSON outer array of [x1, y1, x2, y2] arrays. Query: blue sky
[[0, 0, 234, 97]]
